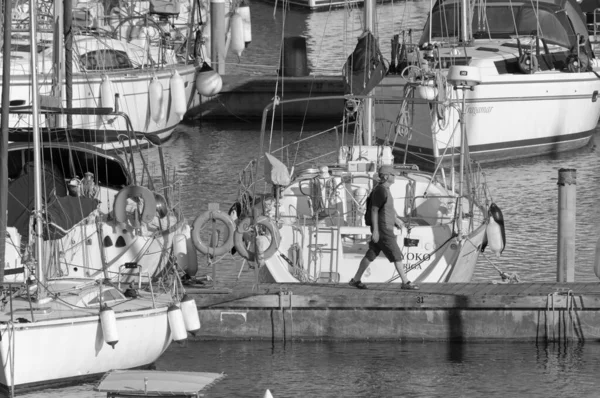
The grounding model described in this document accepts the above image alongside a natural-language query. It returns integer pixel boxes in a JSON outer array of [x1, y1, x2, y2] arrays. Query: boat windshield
[[421, 1, 579, 48]]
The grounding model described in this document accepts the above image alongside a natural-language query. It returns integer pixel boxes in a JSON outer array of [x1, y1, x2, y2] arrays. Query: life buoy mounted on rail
[[113, 185, 157, 228], [233, 216, 280, 262], [191, 210, 235, 257]]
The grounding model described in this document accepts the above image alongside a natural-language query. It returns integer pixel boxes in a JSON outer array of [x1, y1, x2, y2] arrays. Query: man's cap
[[378, 165, 399, 175]]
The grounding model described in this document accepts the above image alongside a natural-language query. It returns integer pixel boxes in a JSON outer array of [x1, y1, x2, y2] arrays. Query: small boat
[[0, 15, 202, 394], [95, 370, 225, 397], [207, 0, 501, 285], [4, 108, 198, 284], [0, 280, 180, 393], [374, 0, 600, 169], [2, 0, 226, 150]]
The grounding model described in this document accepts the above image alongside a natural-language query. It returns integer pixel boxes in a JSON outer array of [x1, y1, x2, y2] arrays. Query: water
[[22, 1, 600, 396], [25, 340, 600, 397]]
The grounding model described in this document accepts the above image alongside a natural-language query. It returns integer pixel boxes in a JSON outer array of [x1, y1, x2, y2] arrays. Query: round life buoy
[[113, 185, 157, 227], [191, 210, 235, 257], [233, 216, 280, 262]]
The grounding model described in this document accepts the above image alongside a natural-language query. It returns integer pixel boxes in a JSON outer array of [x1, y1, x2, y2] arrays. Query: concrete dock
[[186, 282, 600, 342]]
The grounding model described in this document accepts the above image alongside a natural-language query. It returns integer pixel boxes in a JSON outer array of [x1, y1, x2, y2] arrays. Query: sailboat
[[0, 4, 200, 394], [374, 0, 600, 169], [4, 113, 199, 285], [2, 0, 214, 151], [204, 0, 499, 285]]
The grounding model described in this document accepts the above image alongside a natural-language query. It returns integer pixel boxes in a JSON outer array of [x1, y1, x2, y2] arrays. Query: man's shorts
[[365, 229, 404, 262]]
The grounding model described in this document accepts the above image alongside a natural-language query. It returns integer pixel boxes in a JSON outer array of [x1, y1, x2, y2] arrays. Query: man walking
[[349, 165, 419, 290]]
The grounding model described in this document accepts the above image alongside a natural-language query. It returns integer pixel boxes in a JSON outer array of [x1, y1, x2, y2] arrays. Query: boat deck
[[186, 282, 600, 342]]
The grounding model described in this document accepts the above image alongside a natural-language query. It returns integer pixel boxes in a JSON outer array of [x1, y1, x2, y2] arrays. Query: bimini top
[[94, 370, 226, 397], [423, 0, 589, 48]]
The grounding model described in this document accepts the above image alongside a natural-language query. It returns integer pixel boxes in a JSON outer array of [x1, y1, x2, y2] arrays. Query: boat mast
[[363, 0, 374, 146], [51, 0, 64, 127], [0, 0, 12, 282], [29, 0, 46, 298], [64, 0, 73, 128]]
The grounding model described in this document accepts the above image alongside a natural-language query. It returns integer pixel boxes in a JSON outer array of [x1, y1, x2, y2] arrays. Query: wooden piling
[[210, 0, 225, 74], [557, 168, 576, 282]]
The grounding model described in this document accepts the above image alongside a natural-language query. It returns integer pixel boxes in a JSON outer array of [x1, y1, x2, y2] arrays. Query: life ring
[[113, 185, 157, 227], [233, 216, 280, 262], [191, 210, 235, 257]]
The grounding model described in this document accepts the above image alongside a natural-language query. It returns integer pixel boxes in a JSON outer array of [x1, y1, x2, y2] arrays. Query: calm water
[[22, 1, 600, 397]]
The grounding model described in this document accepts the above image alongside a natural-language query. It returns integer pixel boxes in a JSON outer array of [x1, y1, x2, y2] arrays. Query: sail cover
[[342, 31, 388, 95], [43, 196, 98, 240], [8, 162, 68, 238], [7, 162, 97, 240]]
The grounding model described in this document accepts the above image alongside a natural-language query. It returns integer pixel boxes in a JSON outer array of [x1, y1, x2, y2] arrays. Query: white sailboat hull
[[374, 72, 600, 166], [0, 306, 171, 390], [5, 65, 199, 150]]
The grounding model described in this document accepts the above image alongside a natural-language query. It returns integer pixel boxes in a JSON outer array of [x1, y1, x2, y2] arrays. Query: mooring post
[[210, 0, 225, 74], [557, 168, 576, 282]]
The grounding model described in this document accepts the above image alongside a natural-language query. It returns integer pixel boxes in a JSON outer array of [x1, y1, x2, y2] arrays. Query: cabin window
[[86, 288, 125, 306], [80, 49, 133, 70]]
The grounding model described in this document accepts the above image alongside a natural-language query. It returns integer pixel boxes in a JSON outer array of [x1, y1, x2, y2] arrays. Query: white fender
[[238, 4, 251, 46], [130, 22, 141, 40], [264, 389, 274, 398], [185, 228, 199, 276], [167, 304, 188, 343], [100, 75, 114, 111], [173, 233, 188, 271], [100, 305, 119, 348], [229, 12, 244, 57], [195, 62, 222, 97], [180, 295, 201, 336], [148, 76, 164, 124], [169, 70, 187, 121], [485, 217, 504, 257], [203, 20, 211, 61]]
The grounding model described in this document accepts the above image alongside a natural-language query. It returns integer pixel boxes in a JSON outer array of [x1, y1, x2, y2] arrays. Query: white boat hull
[[6, 65, 199, 150], [0, 306, 171, 390], [375, 72, 600, 166]]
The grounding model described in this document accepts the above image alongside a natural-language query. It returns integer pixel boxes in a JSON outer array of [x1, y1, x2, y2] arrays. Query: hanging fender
[[481, 203, 506, 257], [113, 185, 157, 227], [191, 210, 235, 257], [233, 216, 280, 262]]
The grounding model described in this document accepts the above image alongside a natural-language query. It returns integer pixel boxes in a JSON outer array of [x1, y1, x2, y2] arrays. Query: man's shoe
[[400, 281, 419, 290], [349, 278, 367, 289]]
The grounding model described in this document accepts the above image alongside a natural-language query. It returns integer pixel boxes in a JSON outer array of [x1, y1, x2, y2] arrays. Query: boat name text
[[466, 106, 493, 115]]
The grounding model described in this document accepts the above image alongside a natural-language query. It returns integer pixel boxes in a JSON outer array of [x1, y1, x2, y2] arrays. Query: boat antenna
[[0, 0, 12, 283], [29, 0, 47, 299], [363, 0, 374, 146]]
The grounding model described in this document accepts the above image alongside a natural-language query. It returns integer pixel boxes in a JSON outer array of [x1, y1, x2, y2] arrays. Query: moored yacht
[[374, 0, 600, 168]]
